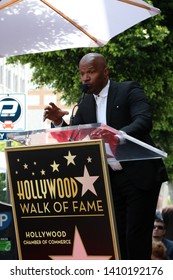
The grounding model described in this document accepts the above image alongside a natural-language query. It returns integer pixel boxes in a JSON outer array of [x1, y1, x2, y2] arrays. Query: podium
[[5, 123, 167, 260], [7, 123, 167, 161]]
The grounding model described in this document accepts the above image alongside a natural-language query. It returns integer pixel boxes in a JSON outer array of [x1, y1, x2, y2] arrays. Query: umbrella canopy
[[0, 0, 160, 57]]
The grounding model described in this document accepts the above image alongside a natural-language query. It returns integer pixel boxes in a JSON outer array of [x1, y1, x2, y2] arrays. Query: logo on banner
[[0, 96, 24, 131], [0, 211, 12, 231]]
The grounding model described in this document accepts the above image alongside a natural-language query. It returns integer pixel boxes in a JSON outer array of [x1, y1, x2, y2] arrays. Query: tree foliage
[[6, 0, 173, 181], [0, 173, 6, 202]]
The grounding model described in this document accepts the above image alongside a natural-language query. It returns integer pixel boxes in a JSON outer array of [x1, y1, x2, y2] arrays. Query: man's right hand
[[43, 102, 69, 126]]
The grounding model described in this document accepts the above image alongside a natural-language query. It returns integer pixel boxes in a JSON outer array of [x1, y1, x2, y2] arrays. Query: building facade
[[0, 58, 72, 132]]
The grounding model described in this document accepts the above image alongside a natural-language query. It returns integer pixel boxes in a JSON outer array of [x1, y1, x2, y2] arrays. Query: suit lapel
[[106, 81, 118, 125], [86, 94, 97, 123]]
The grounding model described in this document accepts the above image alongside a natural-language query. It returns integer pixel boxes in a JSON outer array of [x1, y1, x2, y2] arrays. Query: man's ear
[[104, 67, 109, 76]]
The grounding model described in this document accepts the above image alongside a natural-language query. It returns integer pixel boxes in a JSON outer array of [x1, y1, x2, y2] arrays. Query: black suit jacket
[[71, 80, 168, 189]]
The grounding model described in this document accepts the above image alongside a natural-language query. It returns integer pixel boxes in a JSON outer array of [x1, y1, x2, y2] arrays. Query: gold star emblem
[[64, 150, 76, 166], [23, 163, 28, 169], [50, 160, 60, 172], [40, 169, 46, 175], [87, 156, 92, 163]]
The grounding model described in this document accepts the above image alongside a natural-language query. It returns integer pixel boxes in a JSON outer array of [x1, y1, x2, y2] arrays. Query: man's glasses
[[153, 225, 164, 230]]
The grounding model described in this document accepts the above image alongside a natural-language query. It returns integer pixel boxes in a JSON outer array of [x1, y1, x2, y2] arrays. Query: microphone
[[69, 84, 88, 126], [78, 84, 88, 105]]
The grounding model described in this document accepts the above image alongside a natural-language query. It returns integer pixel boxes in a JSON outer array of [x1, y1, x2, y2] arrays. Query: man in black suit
[[43, 53, 168, 259]]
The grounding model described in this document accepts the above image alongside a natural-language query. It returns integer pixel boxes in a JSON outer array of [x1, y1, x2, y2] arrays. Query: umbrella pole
[[118, 0, 160, 13], [40, 0, 103, 46], [0, 0, 23, 10]]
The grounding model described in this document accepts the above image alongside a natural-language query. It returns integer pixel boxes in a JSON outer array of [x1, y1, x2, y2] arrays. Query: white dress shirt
[[93, 80, 110, 125]]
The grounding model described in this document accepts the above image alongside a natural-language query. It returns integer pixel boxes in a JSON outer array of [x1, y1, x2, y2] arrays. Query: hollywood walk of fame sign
[[5, 140, 120, 260]]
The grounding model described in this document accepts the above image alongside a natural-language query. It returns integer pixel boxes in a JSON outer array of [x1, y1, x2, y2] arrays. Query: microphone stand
[[69, 103, 79, 127], [69, 84, 88, 141]]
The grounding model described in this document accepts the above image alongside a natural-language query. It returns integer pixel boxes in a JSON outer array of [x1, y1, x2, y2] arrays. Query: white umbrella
[[0, 0, 160, 57]]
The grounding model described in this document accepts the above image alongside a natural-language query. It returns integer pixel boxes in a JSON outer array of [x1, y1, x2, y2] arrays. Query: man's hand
[[90, 128, 120, 143], [43, 102, 69, 126]]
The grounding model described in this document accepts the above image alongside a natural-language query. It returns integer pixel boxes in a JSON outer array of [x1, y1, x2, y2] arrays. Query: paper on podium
[[7, 123, 167, 162]]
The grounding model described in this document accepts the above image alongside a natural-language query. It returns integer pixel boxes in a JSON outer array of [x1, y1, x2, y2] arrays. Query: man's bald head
[[79, 53, 107, 69]]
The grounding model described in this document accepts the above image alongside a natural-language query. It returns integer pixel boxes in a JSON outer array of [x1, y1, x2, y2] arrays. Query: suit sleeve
[[119, 81, 153, 138]]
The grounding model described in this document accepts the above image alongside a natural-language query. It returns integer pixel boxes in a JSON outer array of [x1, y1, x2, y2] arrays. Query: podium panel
[[7, 123, 167, 162], [5, 140, 120, 260]]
